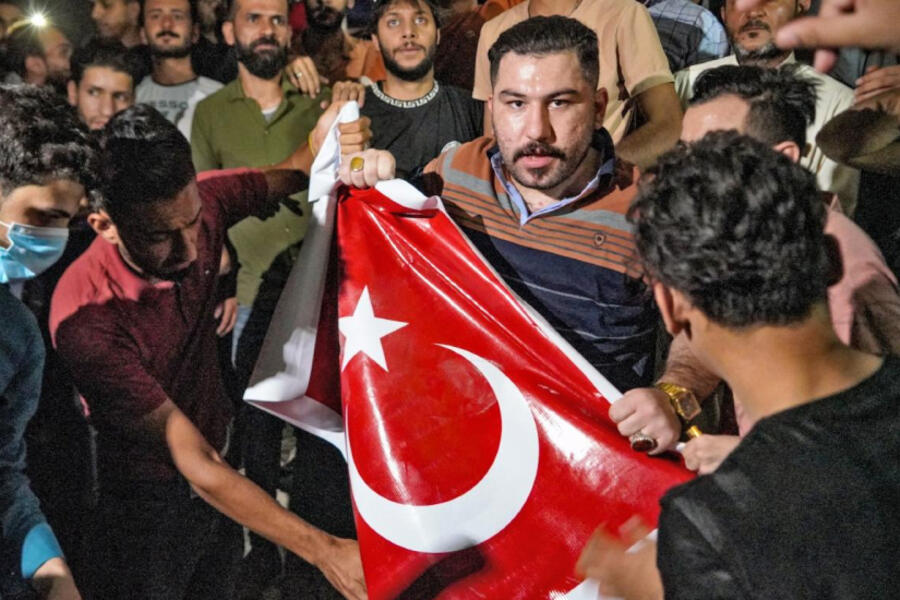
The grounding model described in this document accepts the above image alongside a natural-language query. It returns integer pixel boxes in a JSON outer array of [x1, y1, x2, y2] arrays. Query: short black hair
[[629, 131, 828, 328], [370, 0, 441, 36], [139, 0, 199, 27], [0, 84, 99, 197], [70, 37, 140, 86], [0, 20, 43, 77], [488, 16, 598, 90], [95, 104, 196, 219], [690, 64, 817, 149]]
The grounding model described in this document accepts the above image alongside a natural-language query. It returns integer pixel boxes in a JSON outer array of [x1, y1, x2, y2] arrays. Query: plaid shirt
[[643, 0, 729, 71]]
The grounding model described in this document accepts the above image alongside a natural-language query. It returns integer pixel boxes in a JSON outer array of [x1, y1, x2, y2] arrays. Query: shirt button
[[593, 233, 606, 248]]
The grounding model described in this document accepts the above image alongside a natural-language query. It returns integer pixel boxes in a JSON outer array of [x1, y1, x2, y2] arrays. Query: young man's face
[[0, 179, 85, 247], [722, 0, 808, 62], [91, 0, 139, 41], [68, 65, 135, 130], [224, 0, 290, 79], [143, 0, 196, 58], [489, 50, 604, 195], [373, 0, 439, 82], [112, 180, 203, 280]]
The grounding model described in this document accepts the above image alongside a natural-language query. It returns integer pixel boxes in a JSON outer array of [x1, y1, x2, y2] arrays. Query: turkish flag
[[325, 182, 692, 599]]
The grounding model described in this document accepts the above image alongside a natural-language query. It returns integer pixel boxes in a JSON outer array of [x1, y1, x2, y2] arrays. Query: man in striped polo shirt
[[422, 15, 658, 394]]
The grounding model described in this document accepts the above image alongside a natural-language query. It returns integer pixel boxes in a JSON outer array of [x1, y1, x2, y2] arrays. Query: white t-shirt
[[136, 75, 223, 142]]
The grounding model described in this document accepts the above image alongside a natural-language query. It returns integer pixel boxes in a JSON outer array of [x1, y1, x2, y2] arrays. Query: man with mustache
[[674, 0, 859, 213], [136, 0, 223, 141], [360, 0, 481, 179], [292, 0, 385, 84], [423, 16, 659, 395]]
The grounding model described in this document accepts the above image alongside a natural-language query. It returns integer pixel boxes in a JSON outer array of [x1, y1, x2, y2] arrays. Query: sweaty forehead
[[682, 94, 750, 142], [494, 51, 587, 94]]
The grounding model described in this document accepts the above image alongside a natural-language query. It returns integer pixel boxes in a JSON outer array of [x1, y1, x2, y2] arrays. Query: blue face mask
[[0, 220, 69, 284]]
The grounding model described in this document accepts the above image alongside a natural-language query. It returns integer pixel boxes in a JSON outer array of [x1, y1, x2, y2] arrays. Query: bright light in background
[[28, 12, 48, 28]]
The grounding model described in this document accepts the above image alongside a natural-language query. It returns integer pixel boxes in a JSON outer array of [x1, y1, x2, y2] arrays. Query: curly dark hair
[[488, 16, 598, 90], [0, 84, 99, 196], [691, 63, 818, 149], [629, 131, 828, 328], [95, 104, 195, 219]]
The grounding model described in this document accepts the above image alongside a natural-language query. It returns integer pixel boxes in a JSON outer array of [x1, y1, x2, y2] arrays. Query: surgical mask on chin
[[0, 220, 69, 284]]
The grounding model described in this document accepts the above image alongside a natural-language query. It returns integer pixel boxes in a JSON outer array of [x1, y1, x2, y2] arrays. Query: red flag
[[328, 183, 692, 599]]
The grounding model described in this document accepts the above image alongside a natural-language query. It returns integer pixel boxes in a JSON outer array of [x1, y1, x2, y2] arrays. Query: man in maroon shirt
[[50, 104, 392, 600]]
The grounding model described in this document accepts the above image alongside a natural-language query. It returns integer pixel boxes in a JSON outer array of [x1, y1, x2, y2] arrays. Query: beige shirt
[[472, 0, 674, 143], [675, 53, 860, 213]]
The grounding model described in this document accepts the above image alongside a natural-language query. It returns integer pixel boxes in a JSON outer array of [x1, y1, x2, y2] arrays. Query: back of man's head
[[70, 37, 139, 87], [0, 84, 98, 197], [691, 64, 817, 149], [488, 15, 598, 90], [96, 104, 195, 219], [630, 131, 828, 328]]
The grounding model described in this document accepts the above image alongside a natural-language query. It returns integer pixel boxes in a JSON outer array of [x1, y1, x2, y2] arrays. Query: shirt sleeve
[[617, 3, 675, 98], [54, 306, 171, 432], [657, 492, 750, 600], [472, 18, 498, 101], [196, 168, 272, 229], [0, 312, 61, 578], [191, 102, 220, 172]]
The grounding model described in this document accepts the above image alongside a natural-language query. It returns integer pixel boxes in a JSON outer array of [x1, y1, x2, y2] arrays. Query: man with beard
[[361, 0, 481, 178], [191, 0, 364, 594], [674, 0, 859, 212], [422, 16, 658, 394], [1, 18, 73, 94], [293, 0, 385, 84], [50, 104, 381, 600], [136, 0, 223, 140], [90, 0, 142, 48]]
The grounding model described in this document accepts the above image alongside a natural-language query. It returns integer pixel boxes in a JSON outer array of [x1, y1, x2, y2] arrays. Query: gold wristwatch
[[655, 382, 703, 439]]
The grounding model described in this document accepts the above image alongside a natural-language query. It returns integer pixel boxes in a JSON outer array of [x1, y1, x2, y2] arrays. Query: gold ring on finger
[[350, 156, 365, 172]]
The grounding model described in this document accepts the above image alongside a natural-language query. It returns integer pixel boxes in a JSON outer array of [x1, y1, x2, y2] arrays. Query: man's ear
[[594, 86, 608, 129], [24, 55, 47, 84], [653, 282, 693, 338], [140, 26, 148, 45], [371, 32, 381, 52], [191, 22, 200, 44], [67, 80, 78, 107], [222, 19, 235, 46], [796, 0, 811, 16], [772, 140, 802, 163], [87, 210, 121, 245]]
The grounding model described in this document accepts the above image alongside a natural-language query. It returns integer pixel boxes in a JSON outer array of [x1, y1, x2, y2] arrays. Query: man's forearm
[[660, 333, 721, 401], [616, 83, 682, 170], [262, 168, 311, 199]]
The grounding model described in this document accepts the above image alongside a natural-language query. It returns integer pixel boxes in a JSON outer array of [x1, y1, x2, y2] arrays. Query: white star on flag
[[338, 286, 407, 371]]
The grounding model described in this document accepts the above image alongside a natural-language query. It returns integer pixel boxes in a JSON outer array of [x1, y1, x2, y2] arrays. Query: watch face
[[671, 390, 701, 421]]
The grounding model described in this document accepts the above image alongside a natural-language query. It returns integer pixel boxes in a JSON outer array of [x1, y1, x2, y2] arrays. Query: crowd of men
[[1, 0, 898, 598]]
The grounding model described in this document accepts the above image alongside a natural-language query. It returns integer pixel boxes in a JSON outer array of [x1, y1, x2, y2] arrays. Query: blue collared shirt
[[488, 129, 618, 227]]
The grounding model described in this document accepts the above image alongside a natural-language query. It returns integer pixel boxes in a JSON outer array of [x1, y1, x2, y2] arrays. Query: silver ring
[[629, 431, 658, 452], [294, 71, 303, 79]]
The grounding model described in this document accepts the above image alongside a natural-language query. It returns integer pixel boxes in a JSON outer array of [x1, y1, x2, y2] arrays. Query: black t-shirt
[[657, 355, 900, 599], [361, 81, 482, 178]]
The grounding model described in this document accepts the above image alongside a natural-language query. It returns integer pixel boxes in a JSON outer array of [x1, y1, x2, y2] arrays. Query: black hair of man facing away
[[577, 130, 899, 599], [690, 63, 815, 149]]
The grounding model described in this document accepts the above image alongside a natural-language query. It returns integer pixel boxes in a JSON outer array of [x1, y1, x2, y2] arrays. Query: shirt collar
[[225, 74, 299, 102], [488, 128, 617, 226]]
